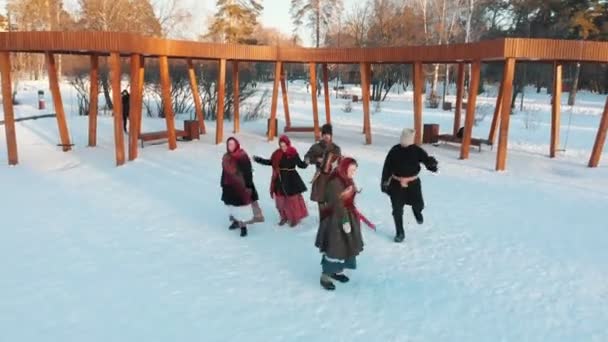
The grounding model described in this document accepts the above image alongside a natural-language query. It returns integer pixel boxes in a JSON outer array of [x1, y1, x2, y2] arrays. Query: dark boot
[[393, 212, 405, 243], [331, 273, 350, 283], [412, 207, 424, 224], [320, 274, 335, 291], [278, 218, 288, 226], [240, 226, 248, 237]]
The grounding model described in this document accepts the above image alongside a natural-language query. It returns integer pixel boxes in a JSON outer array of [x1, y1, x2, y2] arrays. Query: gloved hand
[[426, 156, 439, 173], [253, 155, 264, 164]]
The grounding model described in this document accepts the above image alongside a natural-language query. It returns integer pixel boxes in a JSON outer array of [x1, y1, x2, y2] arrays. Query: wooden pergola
[[1, 32, 607, 170]]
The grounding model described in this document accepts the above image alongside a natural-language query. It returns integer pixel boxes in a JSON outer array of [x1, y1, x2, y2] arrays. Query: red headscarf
[[222, 137, 252, 204], [269, 135, 298, 196]]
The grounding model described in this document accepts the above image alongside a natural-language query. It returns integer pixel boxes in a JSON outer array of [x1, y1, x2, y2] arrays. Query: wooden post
[[360, 62, 372, 144], [136, 56, 145, 136], [159, 55, 177, 150], [109, 52, 125, 166], [232, 61, 240, 133], [310, 62, 320, 140], [454, 63, 465, 136], [46, 52, 71, 152], [280, 64, 291, 128], [496, 58, 517, 171], [413, 62, 424, 145], [488, 69, 504, 144], [0, 52, 18, 165], [322, 63, 331, 124], [187, 59, 205, 134], [459, 61, 481, 160], [88, 54, 99, 147], [550, 62, 562, 158], [128, 54, 142, 161], [216, 59, 226, 144], [588, 97, 608, 167], [268, 61, 282, 141]]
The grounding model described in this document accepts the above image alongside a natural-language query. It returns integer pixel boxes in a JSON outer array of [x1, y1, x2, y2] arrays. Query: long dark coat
[[255, 153, 308, 196], [304, 140, 341, 202], [381, 144, 436, 209], [315, 176, 364, 261], [221, 149, 259, 206]]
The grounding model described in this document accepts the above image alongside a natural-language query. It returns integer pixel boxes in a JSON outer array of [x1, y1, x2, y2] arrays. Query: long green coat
[[315, 177, 364, 260], [304, 141, 341, 202]]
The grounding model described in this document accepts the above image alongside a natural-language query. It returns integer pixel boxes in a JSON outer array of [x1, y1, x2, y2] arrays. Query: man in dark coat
[[304, 124, 342, 216], [121, 90, 130, 133], [381, 128, 438, 243]]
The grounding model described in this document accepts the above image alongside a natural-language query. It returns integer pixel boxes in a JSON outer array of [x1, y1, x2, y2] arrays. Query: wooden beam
[[496, 58, 517, 171], [454, 63, 465, 136], [268, 61, 282, 140], [550, 62, 562, 158], [45, 52, 71, 152], [0, 52, 18, 165], [413, 62, 424, 145], [589, 96, 608, 167], [136, 56, 145, 137], [187, 59, 205, 134], [88, 54, 99, 147], [159, 55, 177, 150], [128, 53, 142, 161], [322, 63, 331, 124], [360, 62, 372, 144], [459, 61, 481, 160], [309, 62, 320, 140], [216, 58, 226, 144], [232, 61, 240, 133], [488, 67, 504, 144], [109, 52, 125, 166], [280, 64, 291, 128]]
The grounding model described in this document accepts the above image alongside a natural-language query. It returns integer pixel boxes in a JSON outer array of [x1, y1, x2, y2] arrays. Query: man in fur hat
[[381, 128, 438, 243], [305, 123, 342, 216]]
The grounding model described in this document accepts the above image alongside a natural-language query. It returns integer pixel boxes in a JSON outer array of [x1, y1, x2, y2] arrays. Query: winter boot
[[412, 207, 424, 224], [240, 226, 248, 237], [278, 218, 288, 226], [320, 273, 335, 291], [251, 201, 265, 223], [393, 212, 405, 243], [229, 216, 241, 230], [330, 273, 350, 283]]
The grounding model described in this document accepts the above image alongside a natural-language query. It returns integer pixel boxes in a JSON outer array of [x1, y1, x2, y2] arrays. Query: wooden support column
[[459, 61, 481, 160], [46, 52, 71, 152], [187, 59, 205, 134], [413, 62, 424, 145], [454, 63, 465, 136], [322, 63, 331, 124], [588, 97, 608, 167], [550, 62, 562, 158], [0, 52, 18, 165], [360, 62, 372, 144], [216, 59, 227, 144], [88, 54, 99, 147], [109, 52, 125, 165], [128, 54, 142, 161], [136, 56, 145, 136], [280, 64, 291, 128], [268, 61, 282, 141], [496, 58, 517, 171], [159, 55, 177, 150], [232, 61, 240, 133], [488, 68, 504, 144], [310, 62, 320, 140]]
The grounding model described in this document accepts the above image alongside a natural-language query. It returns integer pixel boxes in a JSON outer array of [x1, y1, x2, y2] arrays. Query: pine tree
[[207, 0, 263, 44], [290, 0, 343, 48]]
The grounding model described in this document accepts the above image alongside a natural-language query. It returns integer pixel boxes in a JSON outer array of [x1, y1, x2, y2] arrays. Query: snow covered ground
[[1, 79, 607, 341]]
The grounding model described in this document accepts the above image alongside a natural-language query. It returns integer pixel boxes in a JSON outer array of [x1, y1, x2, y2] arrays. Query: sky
[[1, 0, 357, 47]]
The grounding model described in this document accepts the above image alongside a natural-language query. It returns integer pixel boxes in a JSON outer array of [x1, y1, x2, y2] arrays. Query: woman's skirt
[[275, 193, 308, 225]]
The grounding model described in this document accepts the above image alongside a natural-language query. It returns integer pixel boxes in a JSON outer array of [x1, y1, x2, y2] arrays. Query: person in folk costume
[[121, 90, 130, 133], [253, 135, 309, 227], [304, 123, 342, 218], [381, 128, 438, 243], [315, 157, 375, 291], [220, 137, 265, 237]]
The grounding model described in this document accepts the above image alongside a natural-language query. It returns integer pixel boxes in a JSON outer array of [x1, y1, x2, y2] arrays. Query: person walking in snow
[[315, 157, 372, 291], [304, 123, 342, 217], [253, 135, 309, 227], [381, 128, 438, 243], [121, 90, 130, 133], [221, 137, 265, 237]]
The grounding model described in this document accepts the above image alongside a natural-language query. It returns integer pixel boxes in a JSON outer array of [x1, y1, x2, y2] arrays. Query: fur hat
[[321, 123, 333, 136], [400, 128, 415, 147]]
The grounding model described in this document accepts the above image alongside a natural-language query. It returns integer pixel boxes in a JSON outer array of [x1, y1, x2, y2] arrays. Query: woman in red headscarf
[[221, 137, 264, 237], [253, 135, 309, 227], [315, 157, 374, 291]]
